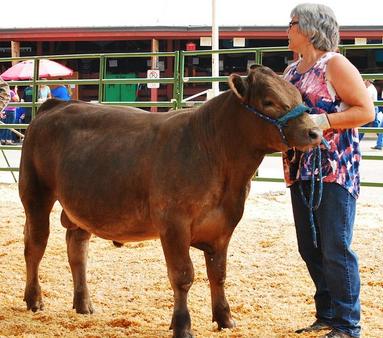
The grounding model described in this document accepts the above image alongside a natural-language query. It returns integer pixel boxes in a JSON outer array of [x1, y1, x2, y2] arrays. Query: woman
[[283, 3, 374, 338]]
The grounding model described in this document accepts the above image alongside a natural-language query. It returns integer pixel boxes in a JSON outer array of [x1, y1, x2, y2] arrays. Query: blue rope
[[298, 146, 324, 248]]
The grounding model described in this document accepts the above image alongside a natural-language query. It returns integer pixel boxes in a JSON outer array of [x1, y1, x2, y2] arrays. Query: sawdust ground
[[0, 183, 382, 337]]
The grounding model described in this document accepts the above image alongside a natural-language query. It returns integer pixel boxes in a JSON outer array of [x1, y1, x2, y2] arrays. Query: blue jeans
[[290, 182, 361, 337], [0, 110, 16, 141], [375, 117, 383, 148]]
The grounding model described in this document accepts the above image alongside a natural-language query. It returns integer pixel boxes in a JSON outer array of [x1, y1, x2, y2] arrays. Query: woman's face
[[287, 16, 310, 52]]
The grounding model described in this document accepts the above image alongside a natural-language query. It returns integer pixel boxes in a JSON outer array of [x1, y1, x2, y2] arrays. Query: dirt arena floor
[[0, 182, 382, 338]]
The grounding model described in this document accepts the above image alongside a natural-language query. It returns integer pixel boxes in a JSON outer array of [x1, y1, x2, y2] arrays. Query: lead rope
[[298, 146, 324, 248], [241, 101, 328, 248]]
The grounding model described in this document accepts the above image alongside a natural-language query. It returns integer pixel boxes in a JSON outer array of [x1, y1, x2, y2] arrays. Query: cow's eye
[[263, 100, 273, 107]]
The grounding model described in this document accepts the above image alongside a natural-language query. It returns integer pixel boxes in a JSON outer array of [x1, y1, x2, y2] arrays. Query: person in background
[[359, 79, 378, 141], [51, 79, 71, 101], [0, 86, 19, 145], [370, 85, 383, 150], [0, 76, 11, 145], [38, 79, 52, 102], [371, 115, 383, 150], [20, 85, 33, 124], [283, 3, 374, 338]]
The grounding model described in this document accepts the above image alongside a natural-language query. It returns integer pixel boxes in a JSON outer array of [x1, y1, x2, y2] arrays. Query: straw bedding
[[0, 183, 382, 337]]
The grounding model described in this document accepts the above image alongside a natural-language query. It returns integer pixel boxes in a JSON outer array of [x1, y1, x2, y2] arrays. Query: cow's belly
[[61, 203, 159, 243], [90, 224, 160, 243]]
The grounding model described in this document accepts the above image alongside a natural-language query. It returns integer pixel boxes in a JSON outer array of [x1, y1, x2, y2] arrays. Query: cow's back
[[22, 100, 158, 186]]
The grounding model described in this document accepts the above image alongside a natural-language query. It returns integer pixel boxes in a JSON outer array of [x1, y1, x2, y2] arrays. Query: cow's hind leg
[[64, 218, 93, 314], [204, 242, 235, 330], [22, 187, 55, 312], [160, 227, 194, 338]]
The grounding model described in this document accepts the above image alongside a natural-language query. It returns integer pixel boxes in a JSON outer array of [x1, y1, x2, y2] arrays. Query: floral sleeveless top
[[282, 52, 361, 199]]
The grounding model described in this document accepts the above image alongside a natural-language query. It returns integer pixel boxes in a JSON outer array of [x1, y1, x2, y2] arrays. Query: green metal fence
[[1, 45, 383, 186]]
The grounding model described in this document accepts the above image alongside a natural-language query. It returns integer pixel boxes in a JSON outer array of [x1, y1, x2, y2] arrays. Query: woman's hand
[[309, 113, 331, 130]]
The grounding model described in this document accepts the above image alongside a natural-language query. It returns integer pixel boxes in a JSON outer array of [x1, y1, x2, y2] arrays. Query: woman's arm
[[326, 54, 375, 128]]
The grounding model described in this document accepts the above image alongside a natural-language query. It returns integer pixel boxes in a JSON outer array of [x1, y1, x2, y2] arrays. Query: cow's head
[[228, 65, 322, 152]]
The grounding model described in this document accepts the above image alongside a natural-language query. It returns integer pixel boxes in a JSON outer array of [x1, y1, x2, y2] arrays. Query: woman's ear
[[228, 74, 248, 102]]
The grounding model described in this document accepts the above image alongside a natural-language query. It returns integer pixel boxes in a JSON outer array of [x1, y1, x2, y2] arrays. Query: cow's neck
[[191, 91, 266, 183]]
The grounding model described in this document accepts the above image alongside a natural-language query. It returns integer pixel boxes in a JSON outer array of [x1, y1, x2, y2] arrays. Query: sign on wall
[[147, 69, 160, 89]]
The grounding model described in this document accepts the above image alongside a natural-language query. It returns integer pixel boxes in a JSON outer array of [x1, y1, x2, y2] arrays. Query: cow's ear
[[228, 74, 248, 102]]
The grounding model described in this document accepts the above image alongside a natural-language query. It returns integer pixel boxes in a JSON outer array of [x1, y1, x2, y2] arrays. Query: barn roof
[[1, 25, 383, 43], [1, 0, 382, 29]]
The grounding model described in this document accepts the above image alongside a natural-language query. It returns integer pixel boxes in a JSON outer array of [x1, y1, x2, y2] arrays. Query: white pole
[[211, 0, 219, 97]]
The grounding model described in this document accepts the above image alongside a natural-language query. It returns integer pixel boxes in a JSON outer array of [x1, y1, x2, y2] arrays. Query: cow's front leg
[[160, 227, 194, 338], [66, 227, 93, 314], [204, 242, 235, 330]]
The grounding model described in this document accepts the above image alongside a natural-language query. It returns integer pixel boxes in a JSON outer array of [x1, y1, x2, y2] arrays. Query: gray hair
[[291, 3, 339, 51]]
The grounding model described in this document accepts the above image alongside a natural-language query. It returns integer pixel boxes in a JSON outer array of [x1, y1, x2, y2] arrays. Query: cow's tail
[[36, 98, 69, 116]]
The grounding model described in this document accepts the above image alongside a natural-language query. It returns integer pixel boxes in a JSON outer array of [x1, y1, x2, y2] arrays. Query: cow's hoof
[[74, 302, 94, 314], [73, 298, 94, 314], [217, 318, 236, 330], [24, 287, 44, 312], [25, 299, 44, 312], [172, 331, 194, 338]]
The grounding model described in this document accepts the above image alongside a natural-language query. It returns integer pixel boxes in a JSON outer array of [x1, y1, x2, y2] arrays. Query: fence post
[[98, 55, 106, 103], [177, 51, 186, 109], [172, 51, 181, 109], [31, 57, 40, 120]]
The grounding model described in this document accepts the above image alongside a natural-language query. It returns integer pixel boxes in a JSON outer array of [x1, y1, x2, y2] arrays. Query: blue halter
[[243, 103, 310, 146], [243, 102, 330, 248]]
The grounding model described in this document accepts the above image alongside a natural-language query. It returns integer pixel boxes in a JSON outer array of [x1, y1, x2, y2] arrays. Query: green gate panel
[[104, 73, 119, 102], [120, 73, 137, 101], [105, 73, 137, 102]]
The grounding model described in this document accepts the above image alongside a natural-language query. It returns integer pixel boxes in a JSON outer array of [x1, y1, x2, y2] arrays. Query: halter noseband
[[242, 102, 310, 146]]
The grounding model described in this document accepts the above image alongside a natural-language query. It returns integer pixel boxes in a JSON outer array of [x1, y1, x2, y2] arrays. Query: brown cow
[[19, 66, 322, 338]]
